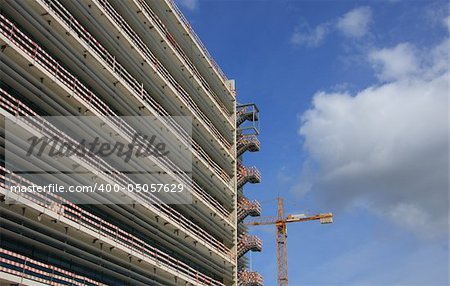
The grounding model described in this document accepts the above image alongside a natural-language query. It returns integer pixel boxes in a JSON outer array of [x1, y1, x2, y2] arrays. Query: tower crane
[[245, 197, 333, 286]]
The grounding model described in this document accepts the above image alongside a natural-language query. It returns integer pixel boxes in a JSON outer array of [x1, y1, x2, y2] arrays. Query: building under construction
[[0, 0, 262, 285]]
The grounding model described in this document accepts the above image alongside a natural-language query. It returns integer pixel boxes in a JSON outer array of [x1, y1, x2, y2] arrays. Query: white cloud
[[292, 6, 372, 47], [444, 15, 450, 31], [337, 7, 372, 38], [176, 0, 198, 11], [427, 38, 450, 77], [368, 43, 419, 81], [298, 38, 449, 239], [291, 23, 331, 47]]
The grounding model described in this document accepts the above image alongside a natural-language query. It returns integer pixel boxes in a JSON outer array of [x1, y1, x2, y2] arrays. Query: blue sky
[[176, 1, 449, 285]]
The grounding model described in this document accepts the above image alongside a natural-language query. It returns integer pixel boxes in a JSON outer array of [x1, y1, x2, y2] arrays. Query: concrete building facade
[[0, 1, 262, 285]]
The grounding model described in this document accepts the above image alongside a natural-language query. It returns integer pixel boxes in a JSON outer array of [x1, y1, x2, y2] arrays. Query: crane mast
[[277, 197, 288, 286]]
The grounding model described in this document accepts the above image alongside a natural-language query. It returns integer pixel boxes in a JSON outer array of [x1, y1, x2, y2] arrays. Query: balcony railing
[[0, 168, 225, 286], [0, 14, 233, 222], [164, 0, 230, 89], [0, 248, 107, 286], [0, 87, 232, 262], [41, 0, 231, 152], [132, 0, 232, 119]]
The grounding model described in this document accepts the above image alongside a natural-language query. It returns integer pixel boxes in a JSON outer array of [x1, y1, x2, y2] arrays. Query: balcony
[[41, 0, 235, 180], [0, 13, 234, 225], [61, 0, 234, 153], [162, 0, 236, 102], [0, 248, 107, 286], [123, 0, 234, 120], [0, 168, 226, 286], [0, 87, 234, 265]]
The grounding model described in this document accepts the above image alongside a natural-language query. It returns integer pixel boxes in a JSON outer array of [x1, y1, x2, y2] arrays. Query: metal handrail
[[0, 248, 107, 286], [93, 0, 231, 182], [132, 0, 232, 118], [165, 0, 230, 89], [80, 0, 231, 151]]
